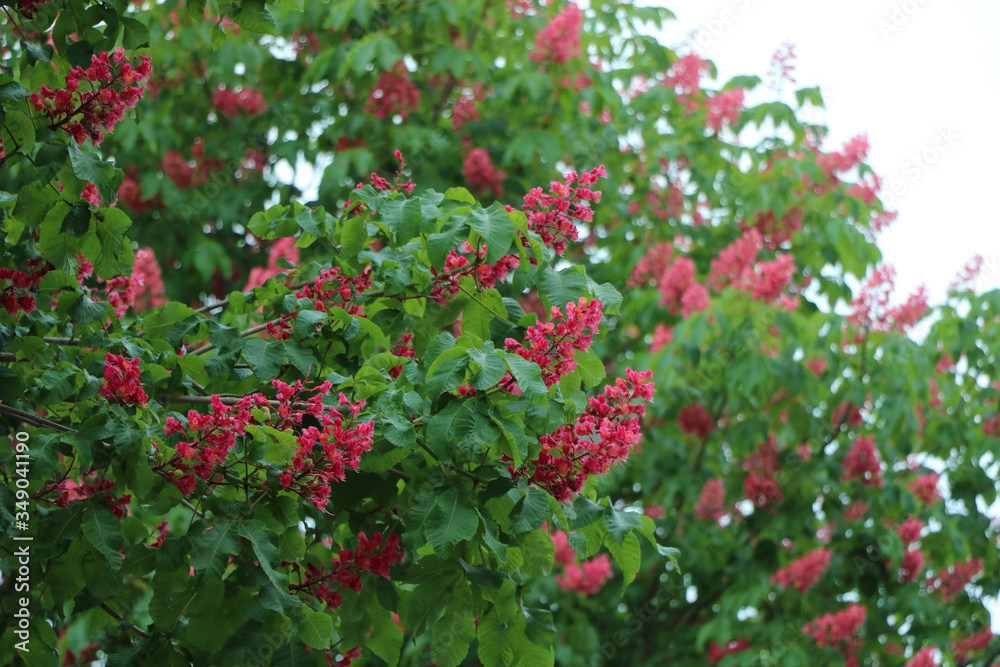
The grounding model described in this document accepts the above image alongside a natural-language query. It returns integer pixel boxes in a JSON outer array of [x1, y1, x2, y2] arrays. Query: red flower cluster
[[288, 532, 403, 610], [771, 548, 831, 592], [280, 393, 374, 511], [908, 472, 940, 505], [429, 241, 520, 305], [705, 88, 744, 132], [903, 647, 938, 667], [364, 63, 421, 120], [1, 260, 51, 316], [846, 264, 928, 340], [117, 172, 160, 214], [556, 553, 612, 595], [521, 165, 606, 256], [953, 629, 993, 664], [51, 477, 131, 520], [16, 0, 51, 17], [530, 2, 583, 64], [768, 42, 798, 85], [897, 548, 925, 583], [463, 148, 507, 198], [159, 394, 269, 495], [650, 323, 672, 352], [743, 437, 782, 509], [803, 604, 866, 662], [844, 501, 868, 521], [925, 557, 984, 602], [707, 639, 751, 664], [896, 516, 924, 545], [389, 333, 415, 379], [99, 353, 148, 405], [211, 86, 267, 117], [148, 520, 169, 549], [161, 138, 221, 189], [509, 369, 654, 502], [502, 297, 603, 390], [740, 207, 803, 251], [132, 248, 168, 311], [30, 48, 151, 145], [268, 266, 372, 340], [663, 53, 709, 113], [841, 434, 883, 487], [695, 478, 726, 522], [677, 403, 713, 438]]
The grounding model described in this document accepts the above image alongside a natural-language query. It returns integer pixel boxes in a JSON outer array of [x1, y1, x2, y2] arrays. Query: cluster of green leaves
[[3, 0, 1000, 666]]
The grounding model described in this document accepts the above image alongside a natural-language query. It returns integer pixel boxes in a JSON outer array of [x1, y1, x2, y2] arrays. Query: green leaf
[[233, 0, 276, 34], [379, 197, 422, 246], [511, 488, 551, 533], [539, 266, 587, 311], [519, 528, 555, 576], [469, 203, 515, 264], [297, 606, 334, 650], [430, 580, 475, 667], [60, 201, 91, 236], [467, 341, 506, 390], [81, 504, 125, 569], [604, 508, 643, 545], [605, 531, 641, 590], [444, 187, 476, 204], [13, 182, 62, 228], [67, 141, 115, 189], [462, 288, 507, 341], [502, 352, 547, 401], [189, 519, 240, 584], [142, 303, 197, 340], [425, 488, 479, 554], [425, 347, 469, 396], [121, 17, 150, 49], [242, 337, 285, 380], [478, 612, 514, 667], [82, 208, 134, 279], [1, 110, 35, 158], [340, 216, 368, 259], [459, 558, 505, 589], [573, 349, 605, 388]]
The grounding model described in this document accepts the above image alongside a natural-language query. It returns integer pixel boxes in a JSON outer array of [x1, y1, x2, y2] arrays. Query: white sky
[[650, 0, 1000, 306]]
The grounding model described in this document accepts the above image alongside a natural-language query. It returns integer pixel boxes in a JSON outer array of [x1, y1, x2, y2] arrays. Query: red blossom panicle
[[0, 260, 51, 316], [803, 604, 866, 663], [771, 548, 831, 592], [740, 207, 804, 251], [707, 639, 751, 664], [507, 369, 654, 502], [80, 182, 103, 207], [556, 554, 612, 596], [897, 548, 925, 582], [846, 264, 928, 341], [244, 237, 300, 291], [705, 88, 744, 132], [708, 228, 762, 290], [148, 520, 169, 548], [388, 333, 415, 379], [644, 252, 709, 317], [30, 48, 151, 145], [280, 393, 374, 511], [844, 501, 868, 521], [521, 165, 606, 255], [211, 86, 267, 117], [650, 323, 672, 352], [742, 436, 782, 509], [953, 629, 993, 664], [268, 266, 372, 340], [452, 93, 480, 132], [768, 41, 798, 86], [100, 353, 148, 405], [51, 477, 131, 520], [530, 2, 582, 64], [463, 148, 507, 198], [805, 357, 827, 377], [925, 557, 984, 602], [841, 434, 883, 487], [132, 248, 168, 311], [365, 63, 421, 120], [16, 0, 51, 17], [551, 530, 576, 564], [908, 472, 940, 505], [428, 241, 520, 305], [695, 478, 726, 522], [948, 254, 985, 294], [896, 516, 924, 545], [677, 403, 713, 438], [287, 532, 403, 610], [903, 647, 938, 667], [501, 297, 603, 390], [157, 394, 268, 495]]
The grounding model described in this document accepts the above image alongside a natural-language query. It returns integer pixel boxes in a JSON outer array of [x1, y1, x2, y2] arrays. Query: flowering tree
[[1, 1, 999, 666]]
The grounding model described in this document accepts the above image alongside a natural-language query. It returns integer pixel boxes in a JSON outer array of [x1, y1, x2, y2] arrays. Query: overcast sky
[[648, 0, 1000, 306]]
